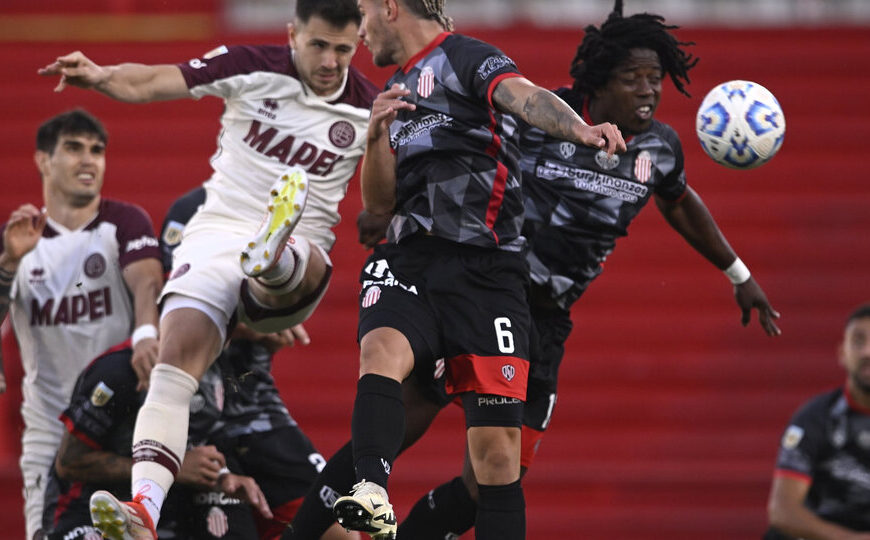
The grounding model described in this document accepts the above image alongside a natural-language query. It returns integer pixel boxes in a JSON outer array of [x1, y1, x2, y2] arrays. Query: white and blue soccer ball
[[695, 80, 785, 169]]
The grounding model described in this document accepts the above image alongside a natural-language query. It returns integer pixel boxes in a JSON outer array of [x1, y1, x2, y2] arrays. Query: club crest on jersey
[[84, 253, 107, 278], [328, 120, 356, 148], [782, 425, 803, 449], [634, 150, 652, 183], [362, 285, 381, 308], [594, 150, 620, 170], [417, 66, 435, 99], [559, 142, 576, 160], [162, 220, 184, 247], [206, 506, 229, 537], [90, 381, 115, 407], [85, 530, 102, 540], [501, 364, 516, 382]]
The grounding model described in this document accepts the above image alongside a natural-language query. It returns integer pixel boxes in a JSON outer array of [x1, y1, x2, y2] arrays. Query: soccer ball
[[695, 80, 785, 169]]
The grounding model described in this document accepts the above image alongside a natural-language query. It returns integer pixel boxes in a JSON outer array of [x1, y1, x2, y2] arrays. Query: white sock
[[131, 363, 198, 526], [131, 479, 165, 525], [255, 235, 310, 294]]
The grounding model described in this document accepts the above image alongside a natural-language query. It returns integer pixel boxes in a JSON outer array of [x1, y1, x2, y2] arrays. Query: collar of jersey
[[401, 31, 452, 74]]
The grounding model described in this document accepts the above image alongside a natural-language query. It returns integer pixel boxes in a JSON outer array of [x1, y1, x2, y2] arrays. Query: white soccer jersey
[[178, 44, 378, 251], [2, 199, 160, 430]]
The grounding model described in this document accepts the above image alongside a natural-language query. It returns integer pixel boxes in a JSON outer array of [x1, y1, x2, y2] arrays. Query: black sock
[[282, 441, 355, 539], [398, 476, 477, 539], [351, 374, 405, 488], [476, 480, 525, 540]]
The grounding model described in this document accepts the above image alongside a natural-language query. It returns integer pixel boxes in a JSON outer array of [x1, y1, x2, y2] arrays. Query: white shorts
[[161, 207, 332, 335], [20, 418, 63, 539]]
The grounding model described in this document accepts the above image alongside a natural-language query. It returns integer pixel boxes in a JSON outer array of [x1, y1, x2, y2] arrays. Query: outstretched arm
[[38, 51, 190, 103], [655, 188, 781, 336], [492, 77, 626, 155]]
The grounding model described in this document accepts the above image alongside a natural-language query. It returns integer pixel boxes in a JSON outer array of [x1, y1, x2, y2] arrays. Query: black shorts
[[358, 235, 531, 401], [524, 303, 573, 431]]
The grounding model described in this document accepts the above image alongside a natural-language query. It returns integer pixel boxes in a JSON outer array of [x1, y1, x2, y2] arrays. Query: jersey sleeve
[[177, 44, 293, 99], [451, 37, 523, 108], [59, 350, 140, 449], [653, 124, 688, 201], [774, 397, 828, 479], [108, 202, 161, 268]]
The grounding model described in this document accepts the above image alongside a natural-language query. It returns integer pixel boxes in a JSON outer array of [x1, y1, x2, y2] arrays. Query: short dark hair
[[36, 109, 108, 154], [296, 0, 361, 27], [847, 304, 870, 325], [569, 0, 698, 97]]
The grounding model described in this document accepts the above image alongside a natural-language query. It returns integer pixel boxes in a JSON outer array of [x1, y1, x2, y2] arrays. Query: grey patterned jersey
[[521, 88, 687, 309], [385, 32, 526, 251]]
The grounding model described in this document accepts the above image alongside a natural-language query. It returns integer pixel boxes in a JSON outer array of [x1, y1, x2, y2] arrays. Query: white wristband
[[131, 324, 158, 347], [723, 258, 751, 285]]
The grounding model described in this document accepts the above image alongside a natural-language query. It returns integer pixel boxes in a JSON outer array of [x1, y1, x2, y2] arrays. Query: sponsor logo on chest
[[29, 286, 114, 327], [243, 120, 348, 176]]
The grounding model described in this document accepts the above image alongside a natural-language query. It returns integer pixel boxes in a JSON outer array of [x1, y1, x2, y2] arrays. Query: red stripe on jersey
[[520, 424, 545, 469], [444, 353, 529, 400], [402, 32, 452, 73], [53, 481, 84, 527], [773, 468, 812, 483], [60, 414, 102, 450], [483, 105, 509, 244]]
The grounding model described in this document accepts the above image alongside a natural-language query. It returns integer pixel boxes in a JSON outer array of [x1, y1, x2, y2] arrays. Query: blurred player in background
[[41, 346, 271, 540], [160, 186, 359, 540], [38, 1, 377, 538], [0, 109, 162, 540], [765, 304, 870, 539]]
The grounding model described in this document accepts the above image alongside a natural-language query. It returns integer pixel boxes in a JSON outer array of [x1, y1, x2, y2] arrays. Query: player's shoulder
[[98, 198, 152, 223], [792, 387, 845, 423], [335, 65, 379, 110], [643, 119, 683, 151], [183, 43, 296, 82], [78, 348, 137, 392]]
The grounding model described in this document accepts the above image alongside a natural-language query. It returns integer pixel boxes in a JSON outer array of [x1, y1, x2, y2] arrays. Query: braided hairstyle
[[569, 0, 698, 97], [403, 0, 455, 31]]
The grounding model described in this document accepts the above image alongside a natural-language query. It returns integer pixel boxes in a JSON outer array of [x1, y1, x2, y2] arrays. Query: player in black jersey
[[766, 305, 870, 539], [394, 2, 782, 538], [41, 346, 271, 540], [319, 1, 625, 539]]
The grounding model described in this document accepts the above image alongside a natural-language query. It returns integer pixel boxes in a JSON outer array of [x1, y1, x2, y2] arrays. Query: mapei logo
[[501, 364, 516, 382]]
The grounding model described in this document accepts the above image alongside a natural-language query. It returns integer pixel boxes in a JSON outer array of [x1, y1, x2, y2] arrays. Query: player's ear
[[34, 150, 49, 178], [287, 22, 297, 49], [385, 0, 399, 21]]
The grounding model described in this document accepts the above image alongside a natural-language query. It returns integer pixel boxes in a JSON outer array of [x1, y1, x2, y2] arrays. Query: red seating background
[[1, 22, 869, 539]]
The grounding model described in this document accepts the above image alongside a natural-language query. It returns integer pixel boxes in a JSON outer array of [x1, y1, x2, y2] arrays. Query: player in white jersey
[[0, 109, 163, 540], [38, 1, 377, 538]]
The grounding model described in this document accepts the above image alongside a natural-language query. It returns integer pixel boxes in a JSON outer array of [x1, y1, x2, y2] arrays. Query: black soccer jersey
[[520, 88, 688, 309], [768, 387, 870, 535], [42, 348, 225, 538], [385, 32, 525, 251]]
